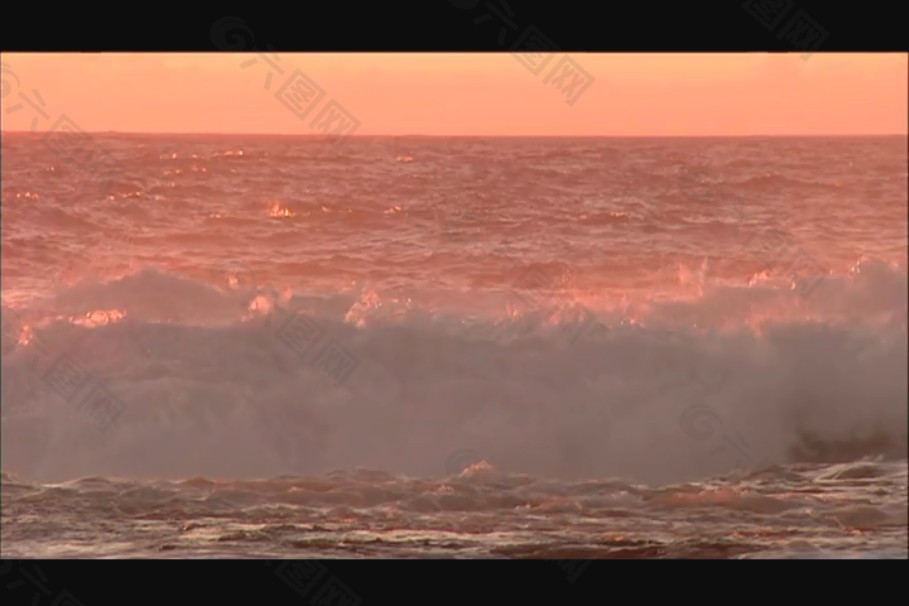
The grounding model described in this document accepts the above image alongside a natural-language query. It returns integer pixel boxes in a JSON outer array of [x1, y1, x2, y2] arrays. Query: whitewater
[[1, 133, 906, 558]]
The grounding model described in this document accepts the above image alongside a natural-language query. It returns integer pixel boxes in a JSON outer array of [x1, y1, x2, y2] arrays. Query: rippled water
[[2, 461, 906, 559], [1, 134, 906, 558]]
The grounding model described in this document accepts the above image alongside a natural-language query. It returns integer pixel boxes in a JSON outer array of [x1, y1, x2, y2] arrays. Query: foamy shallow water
[[1, 134, 907, 557], [2, 460, 906, 558]]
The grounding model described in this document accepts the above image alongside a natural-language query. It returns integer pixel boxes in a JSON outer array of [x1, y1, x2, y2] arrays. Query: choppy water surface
[[1, 461, 907, 559], [2, 134, 906, 557]]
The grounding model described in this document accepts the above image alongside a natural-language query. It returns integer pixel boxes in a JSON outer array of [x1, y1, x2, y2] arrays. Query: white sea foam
[[2, 260, 905, 484]]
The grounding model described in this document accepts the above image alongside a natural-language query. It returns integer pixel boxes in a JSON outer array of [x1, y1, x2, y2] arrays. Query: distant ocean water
[[1, 134, 906, 558]]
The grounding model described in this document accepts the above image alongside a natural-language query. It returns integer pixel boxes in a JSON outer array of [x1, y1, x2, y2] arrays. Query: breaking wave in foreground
[[2, 258, 905, 485], [2, 134, 907, 558]]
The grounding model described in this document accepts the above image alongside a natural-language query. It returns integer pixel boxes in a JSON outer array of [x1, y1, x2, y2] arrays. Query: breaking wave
[[1, 257, 906, 484]]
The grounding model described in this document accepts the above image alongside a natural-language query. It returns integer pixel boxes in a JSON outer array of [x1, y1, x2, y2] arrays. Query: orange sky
[[1, 53, 906, 136]]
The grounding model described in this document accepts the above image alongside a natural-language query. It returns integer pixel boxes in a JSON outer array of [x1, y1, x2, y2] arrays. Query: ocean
[[1, 133, 906, 558]]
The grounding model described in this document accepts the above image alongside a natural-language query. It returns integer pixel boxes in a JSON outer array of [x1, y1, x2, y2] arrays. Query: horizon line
[[2, 130, 907, 138]]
